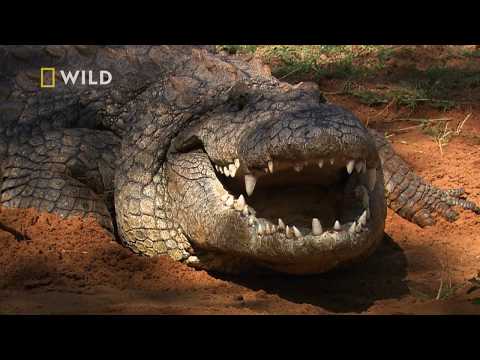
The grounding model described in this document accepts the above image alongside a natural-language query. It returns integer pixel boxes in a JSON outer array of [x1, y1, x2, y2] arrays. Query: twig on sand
[[455, 113, 471, 135], [391, 124, 424, 132], [372, 98, 396, 121], [436, 278, 444, 300], [389, 117, 453, 123]]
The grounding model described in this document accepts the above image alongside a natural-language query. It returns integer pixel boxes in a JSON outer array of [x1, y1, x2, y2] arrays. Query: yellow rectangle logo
[[40, 67, 56, 88]]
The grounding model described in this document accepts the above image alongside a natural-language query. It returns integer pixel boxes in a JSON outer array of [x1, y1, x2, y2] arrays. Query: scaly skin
[[0, 45, 478, 274]]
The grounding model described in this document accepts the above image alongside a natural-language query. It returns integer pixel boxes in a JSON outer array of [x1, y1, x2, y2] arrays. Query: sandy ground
[[1, 46, 480, 314], [1, 117, 479, 314]]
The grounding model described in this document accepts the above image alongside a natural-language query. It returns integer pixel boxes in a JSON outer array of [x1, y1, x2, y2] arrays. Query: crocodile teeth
[[248, 216, 255, 225], [267, 223, 274, 234], [224, 167, 230, 177], [292, 226, 302, 238], [293, 163, 303, 172], [355, 160, 364, 173], [235, 195, 246, 211], [245, 174, 257, 196], [242, 206, 249, 216], [367, 168, 377, 191], [278, 218, 285, 230], [346, 160, 355, 174], [257, 223, 264, 235], [234, 158, 240, 168], [285, 225, 292, 238], [334, 220, 341, 230], [362, 190, 370, 209], [349, 221, 356, 234], [218, 166, 224, 174], [268, 160, 274, 173], [318, 159, 324, 168], [264, 223, 269, 234], [359, 210, 367, 226], [312, 218, 322, 235], [225, 195, 234, 207], [229, 164, 237, 177]]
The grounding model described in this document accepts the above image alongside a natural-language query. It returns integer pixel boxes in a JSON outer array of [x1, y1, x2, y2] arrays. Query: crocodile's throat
[[214, 156, 376, 245]]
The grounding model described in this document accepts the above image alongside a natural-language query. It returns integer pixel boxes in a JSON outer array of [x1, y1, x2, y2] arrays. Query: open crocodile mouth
[[213, 156, 378, 243]]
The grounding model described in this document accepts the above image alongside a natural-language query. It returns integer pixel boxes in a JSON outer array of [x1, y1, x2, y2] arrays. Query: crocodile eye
[[174, 134, 204, 153], [227, 93, 249, 112]]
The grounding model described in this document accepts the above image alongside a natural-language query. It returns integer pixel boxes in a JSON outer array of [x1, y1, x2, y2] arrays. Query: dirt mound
[[0, 207, 326, 314]]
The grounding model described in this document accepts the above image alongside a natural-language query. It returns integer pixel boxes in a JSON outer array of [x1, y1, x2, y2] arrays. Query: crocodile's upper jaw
[[167, 104, 387, 274]]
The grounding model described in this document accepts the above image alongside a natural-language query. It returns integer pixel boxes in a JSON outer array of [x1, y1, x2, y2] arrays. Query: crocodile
[[0, 45, 478, 274]]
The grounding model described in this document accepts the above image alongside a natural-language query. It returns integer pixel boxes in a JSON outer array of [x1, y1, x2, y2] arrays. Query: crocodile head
[[165, 76, 387, 274]]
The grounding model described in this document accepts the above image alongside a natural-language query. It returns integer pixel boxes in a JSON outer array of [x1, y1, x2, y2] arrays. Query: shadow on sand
[[216, 234, 410, 313]]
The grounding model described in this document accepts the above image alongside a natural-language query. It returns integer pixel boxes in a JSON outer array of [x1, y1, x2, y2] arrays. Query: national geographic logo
[[40, 68, 112, 88]]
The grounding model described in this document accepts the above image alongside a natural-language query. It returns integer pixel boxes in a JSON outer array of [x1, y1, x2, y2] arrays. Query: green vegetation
[[218, 45, 480, 111]]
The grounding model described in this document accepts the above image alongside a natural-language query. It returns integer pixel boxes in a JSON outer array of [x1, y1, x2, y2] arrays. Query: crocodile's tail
[[370, 129, 480, 227]]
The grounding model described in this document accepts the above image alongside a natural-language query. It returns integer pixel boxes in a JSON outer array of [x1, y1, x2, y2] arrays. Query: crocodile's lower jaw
[[205, 156, 386, 274]]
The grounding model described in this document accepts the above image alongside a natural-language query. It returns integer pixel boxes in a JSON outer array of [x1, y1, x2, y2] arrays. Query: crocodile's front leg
[[370, 129, 480, 227], [0, 128, 120, 231]]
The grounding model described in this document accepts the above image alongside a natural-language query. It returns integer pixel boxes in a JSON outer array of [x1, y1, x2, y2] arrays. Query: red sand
[[1, 119, 479, 314]]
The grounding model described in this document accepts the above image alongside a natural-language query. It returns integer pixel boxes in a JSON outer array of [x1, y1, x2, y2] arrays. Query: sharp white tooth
[[244, 174, 257, 196], [234, 158, 240, 168], [292, 226, 302, 238], [271, 225, 276, 233], [362, 188, 370, 208], [266, 223, 273, 234], [278, 218, 285, 230], [219, 166, 224, 174], [318, 159, 324, 168], [330, 158, 335, 165], [225, 196, 234, 207], [235, 195, 246, 211], [359, 210, 367, 226], [334, 220, 341, 230], [355, 160, 364, 173], [257, 223, 264, 235], [268, 160, 274, 173], [294, 163, 303, 172], [312, 218, 322, 235], [215, 165, 220, 172], [355, 221, 363, 232], [349, 221, 356, 234], [367, 168, 377, 191], [285, 225, 292, 238], [346, 160, 355, 174], [229, 164, 237, 177], [248, 216, 255, 225], [224, 167, 230, 177], [242, 207, 249, 216]]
